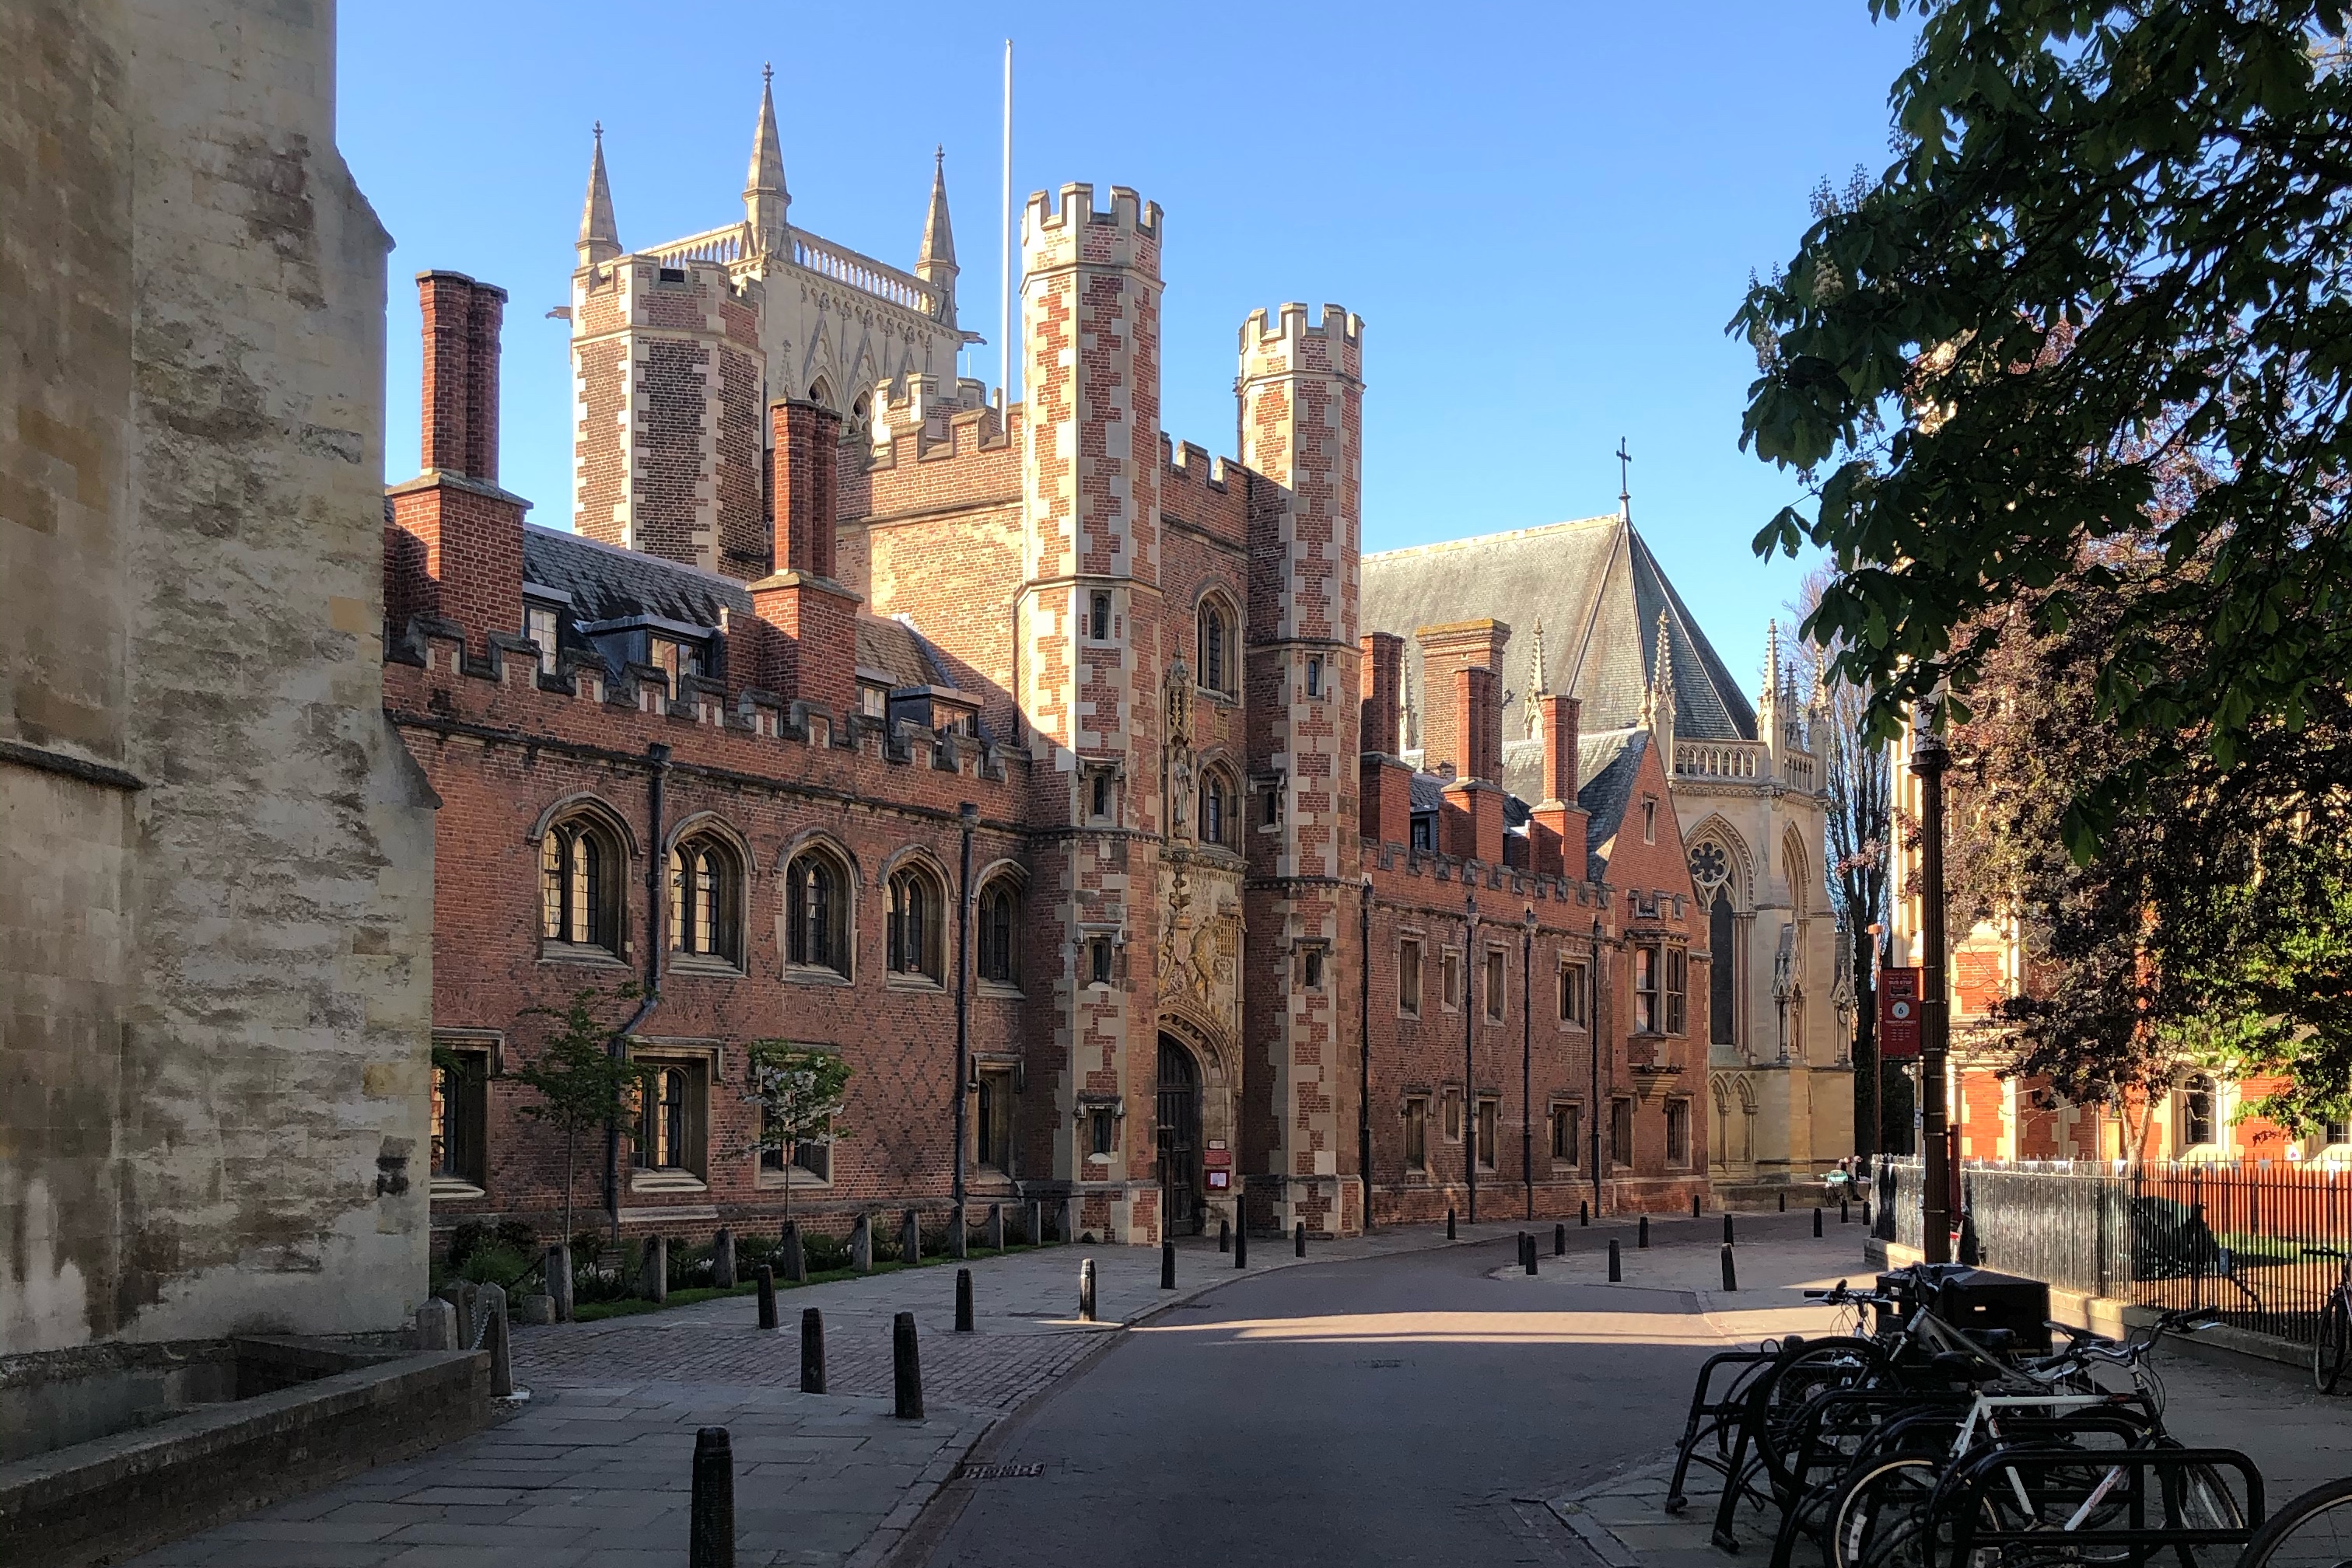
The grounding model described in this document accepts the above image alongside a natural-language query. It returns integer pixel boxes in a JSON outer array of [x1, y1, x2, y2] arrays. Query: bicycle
[[2239, 1475, 2352, 1568], [2305, 1244, 2352, 1394]]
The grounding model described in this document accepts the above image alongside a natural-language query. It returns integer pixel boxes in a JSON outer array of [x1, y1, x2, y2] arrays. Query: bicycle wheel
[[1832, 1457, 1940, 1568], [2242, 1475, 2352, 1568], [2314, 1296, 2350, 1395]]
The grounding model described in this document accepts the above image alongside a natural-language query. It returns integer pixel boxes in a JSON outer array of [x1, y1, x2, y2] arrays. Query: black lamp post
[[1911, 711, 1953, 1265]]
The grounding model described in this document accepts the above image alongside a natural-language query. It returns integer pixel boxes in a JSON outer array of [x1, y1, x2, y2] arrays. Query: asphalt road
[[912, 1216, 1819, 1568]]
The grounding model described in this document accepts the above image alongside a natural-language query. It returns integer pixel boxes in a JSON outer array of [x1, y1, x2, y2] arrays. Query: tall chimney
[[749, 398, 859, 728], [1529, 692, 1589, 880], [1413, 618, 1510, 779], [1360, 632, 1403, 758]]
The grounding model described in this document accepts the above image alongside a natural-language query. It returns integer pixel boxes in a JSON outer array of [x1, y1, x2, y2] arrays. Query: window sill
[[430, 1178, 486, 1201], [540, 943, 630, 968], [885, 973, 947, 993], [755, 1167, 832, 1190], [667, 953, 744, 978], [783, 965, 853, 988], [978, 980, 1026, 1001], [1397, 1010, 1421, 1023], [631, 1170, 709, 1193]]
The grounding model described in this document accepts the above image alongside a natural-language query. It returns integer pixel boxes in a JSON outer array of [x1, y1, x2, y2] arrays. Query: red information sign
[[1878, 966, 1923, 1059], [1202, 1147, 1231, 1168]]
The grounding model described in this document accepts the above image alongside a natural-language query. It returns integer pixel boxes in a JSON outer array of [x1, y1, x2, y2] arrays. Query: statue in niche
[[1164, 654, 1195, 842]]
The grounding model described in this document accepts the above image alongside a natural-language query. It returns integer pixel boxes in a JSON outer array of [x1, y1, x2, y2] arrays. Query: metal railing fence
[[1872, 1155, 2352, 1351]]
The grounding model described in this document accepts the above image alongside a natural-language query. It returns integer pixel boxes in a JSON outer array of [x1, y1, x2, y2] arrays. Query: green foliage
[[733, 1040, 851, 1216], [513, 983, 653, 1238], [1734, 1, 2352, 845]]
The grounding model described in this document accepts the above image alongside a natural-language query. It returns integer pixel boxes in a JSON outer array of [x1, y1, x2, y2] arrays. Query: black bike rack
[[1937, 1446, 2265, 1568]]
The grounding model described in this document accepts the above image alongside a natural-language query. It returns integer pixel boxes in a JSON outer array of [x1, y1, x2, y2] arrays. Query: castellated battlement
[[867, 373, 1007, 466], [1239, 302, 1365, 380], [1024, 183, 1163, 273], [383, 614, 1020, 791]]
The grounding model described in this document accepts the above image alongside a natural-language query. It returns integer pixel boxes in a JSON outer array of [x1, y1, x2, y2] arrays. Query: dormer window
[[860, 684, 889, 720], [650, 636, 703, 690], [524, 604, 561, 676]]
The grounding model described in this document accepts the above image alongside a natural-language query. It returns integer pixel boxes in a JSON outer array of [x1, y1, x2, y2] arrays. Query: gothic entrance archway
[[1157, 1034, 1204, 1236]]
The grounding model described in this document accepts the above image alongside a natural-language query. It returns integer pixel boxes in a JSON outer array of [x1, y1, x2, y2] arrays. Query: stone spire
[[1642, 610, 1676, 760], [915, 146, 958, 321], [1759, 618, 1783, 758], [578, 121, 621, 268], [744, 65, 789, 256]]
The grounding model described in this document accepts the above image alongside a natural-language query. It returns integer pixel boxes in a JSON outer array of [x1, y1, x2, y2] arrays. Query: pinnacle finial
[[745, 68, 789, 253], [763, 60, 773, 86], [917, 144, 958, 297], [578, 122, 621, 267]]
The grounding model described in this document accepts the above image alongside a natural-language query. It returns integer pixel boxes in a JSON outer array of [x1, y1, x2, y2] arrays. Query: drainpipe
[[1523, 905, 1535, 1221], [1591, 912, 1605, 1218], [607, 741, 672, 1241], [1464, 884, 1479, 1226], [953, 803, 977, 1238], [1360, 874, 1374, 1234]]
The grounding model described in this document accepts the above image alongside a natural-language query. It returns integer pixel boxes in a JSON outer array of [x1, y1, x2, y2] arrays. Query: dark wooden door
[[1157, 1036, 1202, 1235]]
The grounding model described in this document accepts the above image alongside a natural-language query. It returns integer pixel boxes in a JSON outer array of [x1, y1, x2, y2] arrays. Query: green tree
[[1734, 1, 2352, 853], [513, 984, 655, 1242], [733, 1040, 852, 1223]]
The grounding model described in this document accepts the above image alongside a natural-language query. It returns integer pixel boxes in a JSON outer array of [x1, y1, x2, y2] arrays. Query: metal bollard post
[[1235, 1222, 1248, 1269], [1720, 1244, 1738, 1293], [1813, 1206, 1824, 1238], [1219, 1219, 1231, 1254], [1608, 1237, 1622, 1282], [955, 1267, 974, 1332], [1724, 1213, 1735, 1246], [1031, 1200, 1045, 1247], [1580, 1200, 1590, 1227], [902, 1209, 921, 1266], [1638, 1215, 1650, 1249], [1840, 1199, 1850, 1225], [951, 1202, 968, 1261], [781, 1220, 807, 1284], [1862, 1199, 1873, 1230], [690, 1426, 735, 1568], [1523, 1234, 1538, 1276], [892, 1311, 923, 1420], [1079, 1258, 1097, 1321], [800, 1307, 826, 1394], [1554, 1223, 1566, 1256], [987, 1202, 1004, 1251], [1778, 1191, 1787, 1213], [1693, 1194, 1702, 1219], [1294, 1221, 1306, 1258], [712, 1226, 737, 1290], [756, 1265, 778, 1331], [548, 1243, 574, 1323], [1447, 1207, 1458, 1241], [1161, 1238, 1176, 1290]]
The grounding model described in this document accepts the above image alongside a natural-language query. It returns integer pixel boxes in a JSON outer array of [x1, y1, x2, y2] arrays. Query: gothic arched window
[[785, 844, 852, 975], [1196, 597, 1237, 698], [978, 876, 1020, 986], [668, 829, 744, 966], [887, 861, 946, 982], [541, 810, 625, 954], [1199, 766, 1237, 851]]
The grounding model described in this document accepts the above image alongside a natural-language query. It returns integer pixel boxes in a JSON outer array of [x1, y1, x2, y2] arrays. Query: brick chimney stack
[[387, 271, 526, 660], [1457, 664, 1502, 785], [1358, 632, 1412, 848], [1528, 693, 1589, 879], [1360, 632, 1403, 758], [1413, 618, 1510, 779], [748, 399, 860, 731]]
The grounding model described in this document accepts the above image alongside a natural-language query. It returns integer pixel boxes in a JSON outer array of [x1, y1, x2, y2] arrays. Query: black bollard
[[1720, 1244, 1738, 1293], [1813, 1206, 1824, 1237], [755, 1265, 778, 1331], [690, 1426, 735, 1568], [1840, 1199, 1850, 1225], [1580, 1200, 1590, 1227], [1638, 1215, 1650, 1248], [1724, 1213, 1735, 1246], [1555, 1223, 1566, 1256], [955, 1268, 974, 1333], [1693, 1194, 1702, 1219], [1608, 1237, 1622, 1282], [800, 1307, 826, 1394], [1080, 1258, 1097, 1321], [1778, 1190, 1787, 1213], [893, 1311, 922, 1420], [781, 1220, 807, 1284], [1862, 1199, 1874, 1230], [1294, 1220, 1306, 1258], [1447, 1206, 1457, 1241], [1523, 1234, 1538, 1276], [1235, 1222, 1248, 1269], [1219, 1218, 1231, 1254], [1161, 1238, 1176, 1290]]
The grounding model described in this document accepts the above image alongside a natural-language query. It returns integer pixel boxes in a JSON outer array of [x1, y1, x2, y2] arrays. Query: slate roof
[[1360, 512, 1759, 746]]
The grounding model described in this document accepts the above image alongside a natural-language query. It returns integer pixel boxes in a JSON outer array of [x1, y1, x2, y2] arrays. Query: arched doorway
[[1157, 1034, 1203, 1236]]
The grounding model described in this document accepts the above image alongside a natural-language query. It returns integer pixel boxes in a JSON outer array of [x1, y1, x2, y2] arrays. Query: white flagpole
[[1000, 39, 1013, 408]]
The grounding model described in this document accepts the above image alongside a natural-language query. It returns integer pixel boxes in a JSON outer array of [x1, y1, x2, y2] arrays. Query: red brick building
[[387, 173, 1708, 1252]]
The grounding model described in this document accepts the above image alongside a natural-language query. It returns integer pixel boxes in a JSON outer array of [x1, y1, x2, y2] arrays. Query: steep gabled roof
[[1361, 513, 1757, 746]]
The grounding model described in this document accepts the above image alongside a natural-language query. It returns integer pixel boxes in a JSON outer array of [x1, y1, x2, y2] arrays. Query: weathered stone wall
[[0, 0, 437, 1355]]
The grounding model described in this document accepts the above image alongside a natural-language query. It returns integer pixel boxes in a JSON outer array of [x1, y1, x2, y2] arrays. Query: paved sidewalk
[[1545, 1237, 2352, 1568], [119, 1218, 1521, 1568]]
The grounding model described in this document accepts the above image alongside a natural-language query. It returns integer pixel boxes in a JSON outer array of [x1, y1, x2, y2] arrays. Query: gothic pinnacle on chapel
[[917, 145, 957, 321], [744, 64, 789, 255], [578, 121, 620, 267]]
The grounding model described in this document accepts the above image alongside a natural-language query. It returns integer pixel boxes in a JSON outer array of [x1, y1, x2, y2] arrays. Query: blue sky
[[341, 2, 1919, 681]]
